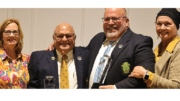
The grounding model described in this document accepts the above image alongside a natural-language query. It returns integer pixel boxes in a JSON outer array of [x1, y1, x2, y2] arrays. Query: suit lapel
[[88, 34, 106, 77], [73, 47, 84, 88], [47, 50, 59, 88], [155, 51, 172, 75], [74, 48, 80, 87], [110, 28, 131, 68]]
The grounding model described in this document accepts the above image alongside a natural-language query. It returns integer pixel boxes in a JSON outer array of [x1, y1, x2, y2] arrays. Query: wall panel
[[129, 8, 161, 49], [0, 8, 180, 55], [0, 9, 8, 24], [13, 8, 33, 55], [83, 8, 104, 46], [32, 8, 83, 52]]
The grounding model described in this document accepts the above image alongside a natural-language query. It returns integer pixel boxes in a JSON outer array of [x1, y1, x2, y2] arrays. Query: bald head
[[53, 23, 76, 55], [54, 23, 75, 35], [104, 8, 127, 18]]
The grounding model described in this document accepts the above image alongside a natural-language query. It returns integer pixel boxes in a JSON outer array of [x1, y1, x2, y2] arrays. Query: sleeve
[[133, 36, 155, 73], [27, 52, 39, 88], [115, 36, 155, 88], [150, 49, 180, 88]]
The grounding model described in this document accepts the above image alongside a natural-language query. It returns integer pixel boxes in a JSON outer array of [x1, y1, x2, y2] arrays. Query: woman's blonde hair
[[0, 19, 23, 55]]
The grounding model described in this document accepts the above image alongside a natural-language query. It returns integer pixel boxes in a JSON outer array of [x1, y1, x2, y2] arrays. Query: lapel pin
[[51, 57, 55, 60], [119, 44, 123, 48], [77, 56, 82, 60]]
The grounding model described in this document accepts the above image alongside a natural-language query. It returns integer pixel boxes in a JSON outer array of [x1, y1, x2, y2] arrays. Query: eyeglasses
[[54, 33, 75, 40], [102, 17, 127, 23], [3, 30, 19, 36]]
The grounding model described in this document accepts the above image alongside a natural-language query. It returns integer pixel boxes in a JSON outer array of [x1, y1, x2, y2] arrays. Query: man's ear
[[73, 33, 76, 40], [74, 35, 76, 40], [125, 18, 129, 27], [53, 35, 56, 40]]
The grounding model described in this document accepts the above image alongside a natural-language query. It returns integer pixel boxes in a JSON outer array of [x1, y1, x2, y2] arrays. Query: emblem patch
[[122, 62, 130, 74]]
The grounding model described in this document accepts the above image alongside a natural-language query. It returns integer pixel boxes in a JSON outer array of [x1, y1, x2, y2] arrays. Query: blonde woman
[[0, 19, 30, 89]]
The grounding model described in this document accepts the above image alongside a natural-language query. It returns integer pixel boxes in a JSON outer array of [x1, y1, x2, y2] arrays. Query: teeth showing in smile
[[108, 27, 118, 31], [107, 25, 118, 30], [159, 31, 169, 38], [159, 32, 168, 34], [7, 39, 15, 43]]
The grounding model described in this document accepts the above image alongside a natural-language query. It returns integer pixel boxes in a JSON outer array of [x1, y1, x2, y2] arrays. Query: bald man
[[28, 23, 89, 89], [47, 8, 155, 89]]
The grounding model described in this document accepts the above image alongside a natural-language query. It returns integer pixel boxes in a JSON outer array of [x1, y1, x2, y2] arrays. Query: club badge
[[51, 57, 55, 60], [122, 62, 130, 74], [77, 56, 82, 60], [118, 44, 123, 48]]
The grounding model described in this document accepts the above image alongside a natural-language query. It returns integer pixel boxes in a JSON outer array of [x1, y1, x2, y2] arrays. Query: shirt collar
[[103, 30, 127, 46], [56, 49, 73, 63], [166, 34, 180, 53], [0, 48, 22, 61]]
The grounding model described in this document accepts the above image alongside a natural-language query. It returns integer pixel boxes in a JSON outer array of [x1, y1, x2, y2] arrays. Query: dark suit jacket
[[87, 28, 155, 88], [27, 47, 89, 89]]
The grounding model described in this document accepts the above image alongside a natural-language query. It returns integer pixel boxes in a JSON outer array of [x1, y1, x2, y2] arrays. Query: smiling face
[[103, 8, 129, 41], [53, 23, 75, 55], [156, 16, 177, 42], [2, 22, 20, 49]]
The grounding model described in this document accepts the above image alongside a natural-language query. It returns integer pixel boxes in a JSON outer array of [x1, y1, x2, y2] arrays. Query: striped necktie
[[93, 41, 115, 83]]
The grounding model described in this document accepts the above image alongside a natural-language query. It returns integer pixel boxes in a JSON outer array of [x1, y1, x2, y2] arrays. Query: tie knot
[[62, 55, 68, 60], [109, 41, 115, 45]]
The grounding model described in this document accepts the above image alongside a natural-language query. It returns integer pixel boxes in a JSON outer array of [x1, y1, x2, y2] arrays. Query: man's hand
[[99, 85, 115, 89], [128, 66, 146, 79], [45, 42, 55, 51]]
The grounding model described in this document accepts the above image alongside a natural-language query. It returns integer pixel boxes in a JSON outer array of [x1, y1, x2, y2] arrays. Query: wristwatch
[[143, 70, 149, 80]]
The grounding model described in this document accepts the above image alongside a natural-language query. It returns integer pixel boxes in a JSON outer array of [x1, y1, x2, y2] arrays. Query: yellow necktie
[[60, 55, 69, 89]]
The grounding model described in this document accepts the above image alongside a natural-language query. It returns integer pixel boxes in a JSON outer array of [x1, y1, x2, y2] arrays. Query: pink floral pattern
[[0, 49, 30, 89]]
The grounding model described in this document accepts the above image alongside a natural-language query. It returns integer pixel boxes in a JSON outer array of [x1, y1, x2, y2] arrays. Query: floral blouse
[[0, 49, 30, 89]]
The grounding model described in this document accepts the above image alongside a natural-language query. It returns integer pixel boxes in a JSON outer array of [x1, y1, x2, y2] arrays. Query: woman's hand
[[128, 66, 147, 79]]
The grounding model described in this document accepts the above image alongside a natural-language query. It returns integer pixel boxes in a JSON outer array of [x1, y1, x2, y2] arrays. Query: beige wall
[[0, 8, 180, 55]]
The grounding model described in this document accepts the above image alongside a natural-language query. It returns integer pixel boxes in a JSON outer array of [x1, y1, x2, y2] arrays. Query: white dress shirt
[[89, 32, 126, 89], [56, 49, 77, 89]]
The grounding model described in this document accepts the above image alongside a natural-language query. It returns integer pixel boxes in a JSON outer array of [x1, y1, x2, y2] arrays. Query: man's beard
[[106, 31, 117, 38]]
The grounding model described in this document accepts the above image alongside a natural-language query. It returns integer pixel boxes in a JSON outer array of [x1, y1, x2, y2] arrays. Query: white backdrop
[[0, 8, 180, 55]]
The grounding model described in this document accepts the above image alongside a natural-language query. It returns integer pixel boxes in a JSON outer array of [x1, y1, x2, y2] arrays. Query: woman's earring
[[157, 36, 159, 39]]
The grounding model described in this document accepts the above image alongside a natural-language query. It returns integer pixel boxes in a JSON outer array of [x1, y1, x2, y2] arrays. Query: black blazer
[[87, 28, 155, 88], [27, 47, 89, 88]]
